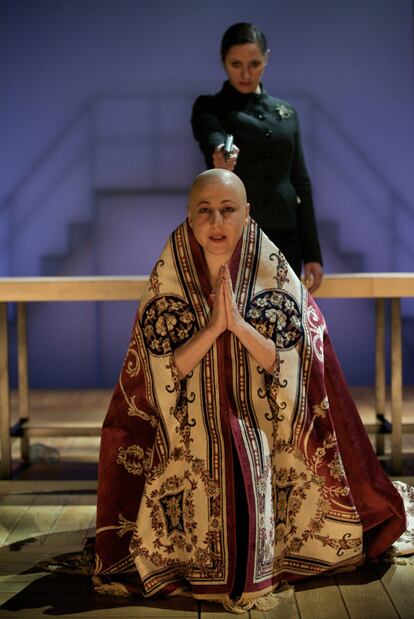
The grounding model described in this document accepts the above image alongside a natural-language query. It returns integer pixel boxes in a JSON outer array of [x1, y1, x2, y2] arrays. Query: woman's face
[[223, 42, 268, 94], [188, 178, 249, 264]]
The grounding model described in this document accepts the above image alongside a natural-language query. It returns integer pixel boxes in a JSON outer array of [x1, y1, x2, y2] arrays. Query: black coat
[[191, 81, 323, 272]]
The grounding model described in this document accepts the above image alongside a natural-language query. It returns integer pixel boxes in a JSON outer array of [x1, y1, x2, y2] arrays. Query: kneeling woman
[[93, 170, 406, 612]]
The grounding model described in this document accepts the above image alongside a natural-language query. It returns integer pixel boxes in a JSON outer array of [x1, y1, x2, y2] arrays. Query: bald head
[[187, 169, 250, 262], [189, 169, 247, 206]]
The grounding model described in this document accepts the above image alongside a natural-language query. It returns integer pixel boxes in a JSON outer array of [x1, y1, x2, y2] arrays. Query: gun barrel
[[223, 134, 234, 161]]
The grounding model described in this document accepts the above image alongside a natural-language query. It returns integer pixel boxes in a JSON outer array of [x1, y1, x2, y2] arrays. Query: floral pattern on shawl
[[245, 289, 303, 349], [141, 295, 196, 355], [140, 294, 196, 452], [129, 446, 224, 583]]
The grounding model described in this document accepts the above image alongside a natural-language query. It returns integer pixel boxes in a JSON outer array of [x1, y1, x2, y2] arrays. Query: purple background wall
[[1, 0, 413, 388]]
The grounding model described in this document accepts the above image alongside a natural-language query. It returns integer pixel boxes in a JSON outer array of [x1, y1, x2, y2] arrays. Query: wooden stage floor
[[0, 388, 413, 618]]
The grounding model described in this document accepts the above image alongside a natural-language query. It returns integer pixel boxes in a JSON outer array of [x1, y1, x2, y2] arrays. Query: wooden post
[[375, 299, 386, 455], [391, 298, 402, 474], [17, 302, 30, 459], [0, 303, 11, 478]]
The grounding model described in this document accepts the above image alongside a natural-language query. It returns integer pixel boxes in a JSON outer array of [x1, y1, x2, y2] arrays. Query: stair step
[[318, 218, 365, 271], [68, 222, 93, 252], [339, 252, 364, 272], [41, 254, 66, 276], [41, 222, 93, 276], [318, 219, 340, 244]]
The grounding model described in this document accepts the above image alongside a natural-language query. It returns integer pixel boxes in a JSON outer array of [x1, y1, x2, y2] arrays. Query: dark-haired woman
[[191, 22, 324, 292]]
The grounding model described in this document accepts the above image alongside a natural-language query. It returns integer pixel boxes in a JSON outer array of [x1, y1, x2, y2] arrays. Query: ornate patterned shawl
[[94, 218, 406, 608]]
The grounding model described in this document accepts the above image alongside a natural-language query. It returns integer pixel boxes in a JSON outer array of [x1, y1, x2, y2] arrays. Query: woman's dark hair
[[220, 23, 268, 61]]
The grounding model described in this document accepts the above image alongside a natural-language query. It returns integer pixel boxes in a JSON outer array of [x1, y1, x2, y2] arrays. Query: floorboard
[[199, 601, 236, 618], [373, 562, 414, 619], [335, 563, 399, 618], [295, 575, 349, 619]]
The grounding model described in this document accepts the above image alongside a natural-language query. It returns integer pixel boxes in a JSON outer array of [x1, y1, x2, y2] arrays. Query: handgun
[[223, 134, 234, 161]]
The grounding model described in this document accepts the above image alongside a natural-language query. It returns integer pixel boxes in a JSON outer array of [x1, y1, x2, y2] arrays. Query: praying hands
[[174, 263, 276, 379]]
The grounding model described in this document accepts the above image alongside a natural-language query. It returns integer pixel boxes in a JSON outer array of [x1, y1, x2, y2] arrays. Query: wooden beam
[[17, 302, 30, 460], [0, 273, 414, 302], [0, 303, 11, 478], [375, 299, 386, 456], [391, 298, 402, 474]]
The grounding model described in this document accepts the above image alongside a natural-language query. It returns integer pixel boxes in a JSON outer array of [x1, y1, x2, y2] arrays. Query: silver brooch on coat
[[275, 104, 293, 120]]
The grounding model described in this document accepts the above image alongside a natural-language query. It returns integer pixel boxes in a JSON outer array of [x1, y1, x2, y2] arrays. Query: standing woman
[[191, 22, 324, 292]]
